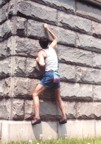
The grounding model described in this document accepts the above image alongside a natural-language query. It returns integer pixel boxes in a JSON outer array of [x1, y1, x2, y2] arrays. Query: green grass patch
[[1, 137, 101, 144]]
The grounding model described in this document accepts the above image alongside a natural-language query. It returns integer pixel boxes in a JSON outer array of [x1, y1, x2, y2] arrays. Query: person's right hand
[[43, 23, 48, 29]]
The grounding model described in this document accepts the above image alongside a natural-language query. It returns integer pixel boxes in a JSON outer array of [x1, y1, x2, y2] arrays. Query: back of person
[[44, 46, 58, 72]]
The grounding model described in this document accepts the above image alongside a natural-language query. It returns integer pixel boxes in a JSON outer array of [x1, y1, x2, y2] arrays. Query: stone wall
[[1, 0, 101, 141]]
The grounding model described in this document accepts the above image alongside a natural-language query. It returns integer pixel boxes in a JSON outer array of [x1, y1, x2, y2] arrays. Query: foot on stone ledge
[[31, 118, 41, 125]]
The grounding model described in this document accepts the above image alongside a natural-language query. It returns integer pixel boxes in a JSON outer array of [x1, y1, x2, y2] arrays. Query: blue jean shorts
[[40, 71, 60, 89]]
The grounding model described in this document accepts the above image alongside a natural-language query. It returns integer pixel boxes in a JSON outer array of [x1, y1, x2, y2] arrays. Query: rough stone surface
[[18, 0, 57, 24], [76, 1, 101, 22], [76, 102, 101, 119], [58, 45, 93, 67], [58, 12, 92, 34]]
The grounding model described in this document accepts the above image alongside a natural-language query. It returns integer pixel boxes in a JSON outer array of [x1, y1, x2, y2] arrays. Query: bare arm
[[44, 24, 58, 49], [37, 51, 46, 67]]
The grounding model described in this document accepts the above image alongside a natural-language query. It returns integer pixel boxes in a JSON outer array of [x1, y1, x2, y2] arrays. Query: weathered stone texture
[[0, 78, 10, 97], [13, 78, 39, 98], [12, 99, 24, 120], [33, 0, 75, 13], [58, 45, 93, 67], [93, 85, 101, 101], [0, 3, 9, 24], [0, 21, 11, 42], [60, 82, 93, 100], [0, 58, 11, 79], [76, 33, 101, 52], [59, 63, 76, 82], [76, 67, 101, 85], [18, 0, 57, 24], [0, 99, 11, 119], [0, 0, 9, 7], [76, 102, 101, 119], [76, 1, 101, 22], [58, 12, 92, 34]]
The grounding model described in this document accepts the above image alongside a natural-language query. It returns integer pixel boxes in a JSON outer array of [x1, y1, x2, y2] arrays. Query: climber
[[32, 23, 67, 125]]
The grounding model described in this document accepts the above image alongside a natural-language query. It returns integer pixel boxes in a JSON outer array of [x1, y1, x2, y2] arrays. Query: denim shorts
[[40, 71, 60, 89]]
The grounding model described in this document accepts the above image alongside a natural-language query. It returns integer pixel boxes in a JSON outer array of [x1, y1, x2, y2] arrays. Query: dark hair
[[39, 37, 49, 49]]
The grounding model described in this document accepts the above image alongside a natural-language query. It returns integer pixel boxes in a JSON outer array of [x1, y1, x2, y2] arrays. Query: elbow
[[39, 62, 45, 67]]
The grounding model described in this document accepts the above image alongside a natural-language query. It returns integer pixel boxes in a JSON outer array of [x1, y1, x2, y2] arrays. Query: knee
[[33, 91, 38, 97]]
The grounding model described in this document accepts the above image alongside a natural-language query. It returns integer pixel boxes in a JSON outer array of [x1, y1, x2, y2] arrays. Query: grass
[[1, 137, 101, 144]]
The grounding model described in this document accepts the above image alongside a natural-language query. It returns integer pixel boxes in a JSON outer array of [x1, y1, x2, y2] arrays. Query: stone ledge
[[0, 120, 101, 141]]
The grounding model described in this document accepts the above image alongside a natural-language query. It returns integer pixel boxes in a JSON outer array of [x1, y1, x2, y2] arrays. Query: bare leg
[[32, 83, 46, 120], [54, 88, 67, 123]]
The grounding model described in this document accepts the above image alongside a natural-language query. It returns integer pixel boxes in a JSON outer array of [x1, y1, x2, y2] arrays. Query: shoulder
[[38, 49, 47, 57]]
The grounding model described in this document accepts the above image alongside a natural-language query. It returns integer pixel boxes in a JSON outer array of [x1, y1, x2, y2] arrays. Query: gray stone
[[15, 36, 40, 57], [12, 99, 24, 120], [0, 41, 11, 59], [13, 77, 39, 98], [0, 58, 11, 79], [58, 120, 95, 138], [0, 0, 9, 6], [0, 3, 8, 24], [27, 20, 76, 46], [14, 56, 27, 77], [25, 100, 33, 120], [18, 0, 57, 24], [60, 82, 93, 100], [0, 21, 11, 42], [0, 99, 11, 119], [93, 53, 101, 68], [59, 63, 76, 82], [76, 1, 101, 22], [58, 12, 92, 34], [58, 45, 93, 67], [93, 85, 101, 101], [76, 102, 101, 119], [76, 33, 101, 52], [0, 78, 10, 97], [76, 66, 101, 85], [92, 21, 101, 38]]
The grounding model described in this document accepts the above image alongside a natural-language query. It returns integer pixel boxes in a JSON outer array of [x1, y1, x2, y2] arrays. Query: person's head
[[39, 37, 49, 49]]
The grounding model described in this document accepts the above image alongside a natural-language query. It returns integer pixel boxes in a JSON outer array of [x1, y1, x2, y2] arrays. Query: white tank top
[[44, 46, 58, 71]]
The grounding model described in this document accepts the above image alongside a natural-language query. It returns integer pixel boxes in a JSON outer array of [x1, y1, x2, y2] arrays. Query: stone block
[[25, 100, 33, 120], [0, 40, 11, 59], [0, 3, 8, 24], [0, 99, 11, 120], [93, 85, 101, 101], [59, 63, 76, 82], [34, 0, 75, 13], [0, 21, 11, 42], [76, 66, 101, 85], [17, 0, 57, 24], [27, 20, 76, 46], [0, 78, 10, 97], [76, 33, 101, 52], [58, 120, 95, 138], [1, 121, 36, 141], [0, 0, 9, 7], [76, 1, 101, 22], [15, 36, 40, 57], [13, 77, 39, 98], [92, 21, 101, 38], [93, 53, 101, 68], [76, 102, 101, 119], [60, 82, 93, 101], [41, 122, 58, 139], [95, 121, 101, 137], [58, 12, 92, 34], [12, 99, 24, 120], [0, 58, 11, 79], [58, 45, 93, 67], [0, 121, 1, 139]]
